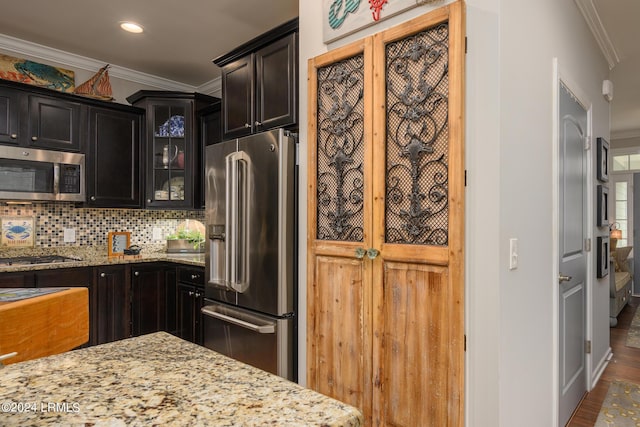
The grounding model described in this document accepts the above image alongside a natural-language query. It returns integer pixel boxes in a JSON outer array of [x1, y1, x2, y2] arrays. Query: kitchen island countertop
[[0, 332, 363, 426]]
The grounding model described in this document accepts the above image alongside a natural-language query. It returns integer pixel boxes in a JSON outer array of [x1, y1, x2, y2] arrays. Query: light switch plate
[[152, 227, 163, 241], [63, 228, 76, 243], [509, 238, 518, 270]]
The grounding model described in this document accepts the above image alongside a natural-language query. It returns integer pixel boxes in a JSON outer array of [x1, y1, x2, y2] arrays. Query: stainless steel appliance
[[0, 146, 85, 202], [203, 128, 296, 381]]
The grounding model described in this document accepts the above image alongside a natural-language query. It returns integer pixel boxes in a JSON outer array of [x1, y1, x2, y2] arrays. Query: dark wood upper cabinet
[[0, 81, 84, 152], [255, 33, 297, 131], [85, 105, 143, 208], [0, 87, 20, 145], [214, 18, 298, 140], [127, 91, 218, 209], [197, 102, 221, 208], [27, 94, 83, 152], [221, 56, 253, 139]]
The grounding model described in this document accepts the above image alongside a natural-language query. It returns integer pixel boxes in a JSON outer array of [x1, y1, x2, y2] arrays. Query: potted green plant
[[166, 229, 205, 253]]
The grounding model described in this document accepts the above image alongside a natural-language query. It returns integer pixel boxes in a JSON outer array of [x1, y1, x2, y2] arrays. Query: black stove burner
[[0, 255, 81, 266]]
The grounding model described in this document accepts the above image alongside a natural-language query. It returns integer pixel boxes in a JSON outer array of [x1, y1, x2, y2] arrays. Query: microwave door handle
[[53, 163, 60, 195], [201, 306, 275, 334]]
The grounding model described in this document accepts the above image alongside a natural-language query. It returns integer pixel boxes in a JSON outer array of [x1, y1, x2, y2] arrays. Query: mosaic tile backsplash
[[0, 203, 204, 249]]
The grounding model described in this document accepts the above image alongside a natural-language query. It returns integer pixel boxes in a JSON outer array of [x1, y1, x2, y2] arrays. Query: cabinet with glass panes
[[127, 91, 219, 209]]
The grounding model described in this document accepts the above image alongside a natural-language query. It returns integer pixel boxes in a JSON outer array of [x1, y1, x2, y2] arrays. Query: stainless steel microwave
[[0, 145, 85, 202]]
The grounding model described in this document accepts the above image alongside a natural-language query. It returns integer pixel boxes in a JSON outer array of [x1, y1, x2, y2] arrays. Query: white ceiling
[[579, 0, 640, 138], [0, 0, 298, 87]]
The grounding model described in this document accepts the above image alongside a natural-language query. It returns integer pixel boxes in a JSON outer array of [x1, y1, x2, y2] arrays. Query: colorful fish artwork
[[328, 0, 362, 29], [323, 0, 422, 44], [0, 54, 75, 93]]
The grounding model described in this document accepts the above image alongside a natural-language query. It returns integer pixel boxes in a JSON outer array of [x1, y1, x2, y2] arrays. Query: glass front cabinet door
[[127, 91, 219, 209], [151, 102, 188, 206]]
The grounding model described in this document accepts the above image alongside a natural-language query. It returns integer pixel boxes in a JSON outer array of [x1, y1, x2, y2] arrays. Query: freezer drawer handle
[[201, 306, 275, 334]]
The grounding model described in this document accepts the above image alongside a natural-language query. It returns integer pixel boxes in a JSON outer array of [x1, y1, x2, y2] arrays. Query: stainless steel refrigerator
[[203, 128, 296, 381]]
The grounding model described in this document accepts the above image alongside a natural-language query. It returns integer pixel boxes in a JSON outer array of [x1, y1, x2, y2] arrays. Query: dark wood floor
[[568, 296, 640, 426]]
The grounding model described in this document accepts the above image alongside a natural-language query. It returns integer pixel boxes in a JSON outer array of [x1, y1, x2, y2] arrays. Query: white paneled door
[[558, 81, 588, 426]]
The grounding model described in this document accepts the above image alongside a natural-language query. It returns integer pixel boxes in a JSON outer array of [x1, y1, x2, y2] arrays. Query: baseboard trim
[[591, 347, 613, 390]]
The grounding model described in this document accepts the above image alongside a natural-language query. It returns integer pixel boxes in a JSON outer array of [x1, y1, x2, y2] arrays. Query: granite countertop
[[0, 332, 363, 426], [0, 247, 205, 273]]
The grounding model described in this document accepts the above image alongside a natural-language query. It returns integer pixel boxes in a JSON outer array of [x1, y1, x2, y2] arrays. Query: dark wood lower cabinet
[[0, 262, 199, 349], [95, 266, 130, 345], [176, 283, 204, 345], [175, 267, 205, 345], [131, 264, 176, 337], [0, 272, 36, 288]]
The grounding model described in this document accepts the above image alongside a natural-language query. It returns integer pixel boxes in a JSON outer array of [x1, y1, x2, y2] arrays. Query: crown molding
[[196, 77, 221, 97], [575, 0, 620, 69], [0, 32, 198, 92], [611, 128, 640, 141]]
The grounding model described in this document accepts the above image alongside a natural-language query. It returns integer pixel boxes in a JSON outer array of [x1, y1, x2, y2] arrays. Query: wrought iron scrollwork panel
[[316, 54, 365, 242], [385, 22, 450, 246]]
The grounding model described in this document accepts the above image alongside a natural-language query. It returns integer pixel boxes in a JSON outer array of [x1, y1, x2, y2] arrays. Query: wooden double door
[[307, 3, 465, 426]]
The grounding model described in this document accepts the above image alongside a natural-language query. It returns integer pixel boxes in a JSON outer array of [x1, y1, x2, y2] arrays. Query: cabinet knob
[[355, 247, 365, 259], [31, 136, 38, 141], [147, 199, 152, 203], [244, 123, 251, 128], [90, 196, 96, 201], [191, 274, 199, 279], [100, 272, 106, 278], [134, 271, 139, 277], [10, 133, 17, 139], [195, 292, 201, 298], [254, 121, 262, 127], [188, 291, 194, 296]]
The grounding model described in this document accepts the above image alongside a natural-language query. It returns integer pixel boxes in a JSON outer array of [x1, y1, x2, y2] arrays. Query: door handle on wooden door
[[558, 274, 572, 283]]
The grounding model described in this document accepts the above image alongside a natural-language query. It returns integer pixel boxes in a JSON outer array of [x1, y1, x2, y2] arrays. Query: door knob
[[367, 248, 380, 259], [355, 247, 366, 259], [558, 274, 572, 283]]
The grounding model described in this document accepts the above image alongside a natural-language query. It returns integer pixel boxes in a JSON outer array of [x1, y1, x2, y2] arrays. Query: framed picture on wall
[[597, 137, 609, 182], [597, 236, 610, 278], [597, 185, 609, 227], [107, 231, 130, 257]]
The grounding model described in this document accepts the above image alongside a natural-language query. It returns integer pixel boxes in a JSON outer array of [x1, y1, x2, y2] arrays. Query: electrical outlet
[[63, 228, 76, 243], [153, 227, 163, 241]]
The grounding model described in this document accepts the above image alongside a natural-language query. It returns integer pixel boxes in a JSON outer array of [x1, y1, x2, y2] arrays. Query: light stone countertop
[[0, 247, 205, 273], [0, 332, 363, 426]]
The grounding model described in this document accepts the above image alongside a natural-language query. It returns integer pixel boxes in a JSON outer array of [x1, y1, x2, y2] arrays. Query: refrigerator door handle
[[226, 151, 251, 293], [201, 306, 275, 334]]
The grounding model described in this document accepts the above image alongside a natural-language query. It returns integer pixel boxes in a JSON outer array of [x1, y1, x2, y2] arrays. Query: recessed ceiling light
[[120, 21, 144, 34]]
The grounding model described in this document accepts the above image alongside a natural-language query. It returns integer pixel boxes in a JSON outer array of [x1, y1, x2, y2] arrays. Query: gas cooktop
[[0, 255, 82, 266]]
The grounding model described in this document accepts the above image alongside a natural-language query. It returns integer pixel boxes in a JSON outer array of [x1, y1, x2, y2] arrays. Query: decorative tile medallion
[[1, 216, 35, 248]]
